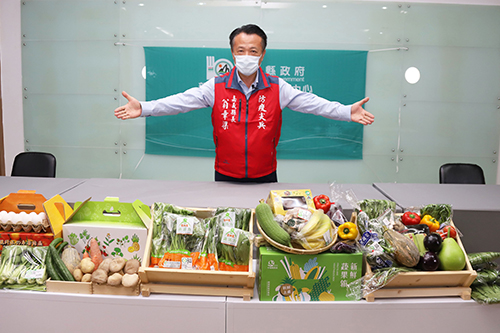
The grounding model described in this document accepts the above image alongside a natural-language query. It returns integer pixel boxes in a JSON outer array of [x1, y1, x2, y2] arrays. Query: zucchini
[[45, 248, 62, 281], [255, 200, 291, 247], [48, 245, 75, 281]]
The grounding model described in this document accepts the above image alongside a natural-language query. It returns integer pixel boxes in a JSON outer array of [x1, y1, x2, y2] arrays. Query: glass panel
[[22, 41, 120, 95], [23, 94, 120, 147], [23, 146, 121, 179], [401, 46, 500, 104], [19, 1, 500, 184], [395, 156, 496, 184], [21, 0, 118, 41], [404, 3, 500, 48], [120, 0, 261, 44]]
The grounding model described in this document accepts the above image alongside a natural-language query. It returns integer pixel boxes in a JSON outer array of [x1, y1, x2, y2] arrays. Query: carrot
[[89, 238, 103, 271]]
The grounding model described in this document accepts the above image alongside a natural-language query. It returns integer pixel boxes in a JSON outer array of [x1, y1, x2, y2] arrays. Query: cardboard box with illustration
[[258, 246, 363, 301], [266, 189, 315, 215], [44, 197, 151, 262]]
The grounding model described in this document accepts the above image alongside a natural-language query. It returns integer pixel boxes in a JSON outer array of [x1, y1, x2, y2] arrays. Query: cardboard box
[[0, 231, 54, 255], [258, 246, 363, 301], [266, 189, 315, 215], [44, 197, 151, 262]]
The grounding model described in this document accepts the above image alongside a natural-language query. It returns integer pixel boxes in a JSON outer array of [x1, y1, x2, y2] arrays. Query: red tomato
[[439, 226, 457, 239]]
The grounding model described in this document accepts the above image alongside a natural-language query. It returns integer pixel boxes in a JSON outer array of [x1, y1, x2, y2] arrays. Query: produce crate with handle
[[138, 206, 256, 301]]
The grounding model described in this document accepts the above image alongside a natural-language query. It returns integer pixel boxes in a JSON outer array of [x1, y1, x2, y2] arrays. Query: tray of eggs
[[0, 210, 50, 233]]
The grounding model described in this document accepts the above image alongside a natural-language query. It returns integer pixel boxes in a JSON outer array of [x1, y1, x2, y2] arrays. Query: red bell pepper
[[401, 211, 421, 225], [313, 194, 331, 213]]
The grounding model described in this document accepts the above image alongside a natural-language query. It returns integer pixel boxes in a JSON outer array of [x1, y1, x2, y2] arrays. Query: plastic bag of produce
[[157, 209, 206, 270], [0, 245, 48, 291]]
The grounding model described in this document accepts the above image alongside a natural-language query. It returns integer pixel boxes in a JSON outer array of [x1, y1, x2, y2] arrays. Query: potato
[[121, 273, 139, 288], [91, 268, 108, 284], [72, 268, 83, 282], [107, 273, 122, 286], [124, 259, 141, 274], [80, 257, 95, 274], [81, 273, 92, 283], [109, 257, 126, 273], [98, 258, 113, 274]]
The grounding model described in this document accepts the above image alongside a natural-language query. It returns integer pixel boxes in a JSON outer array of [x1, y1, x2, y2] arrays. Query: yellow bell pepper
[[420, 214, 440, 232], [338, 222, 358, 240]]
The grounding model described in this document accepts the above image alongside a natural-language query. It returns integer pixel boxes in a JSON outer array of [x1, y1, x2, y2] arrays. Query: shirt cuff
[[139, 101, 153, 117], [339, 104, 352, 122]]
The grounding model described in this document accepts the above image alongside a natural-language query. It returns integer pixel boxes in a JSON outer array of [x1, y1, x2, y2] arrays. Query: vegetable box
[[44, 196, 151, 262], [138, 206, 256, 301], [360, 216, 477, 302], [258, 246, 363, 301], [266, 189, 315, 215]]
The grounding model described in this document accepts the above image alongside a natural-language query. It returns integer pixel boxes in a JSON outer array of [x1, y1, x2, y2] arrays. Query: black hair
[[229, 24, 267, 51]]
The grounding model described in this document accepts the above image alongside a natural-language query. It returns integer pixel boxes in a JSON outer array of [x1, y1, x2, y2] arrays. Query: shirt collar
[[236, 70, 259, 90]]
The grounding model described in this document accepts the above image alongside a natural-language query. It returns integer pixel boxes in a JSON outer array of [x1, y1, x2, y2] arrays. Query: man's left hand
[[351, 97, 374, 125]]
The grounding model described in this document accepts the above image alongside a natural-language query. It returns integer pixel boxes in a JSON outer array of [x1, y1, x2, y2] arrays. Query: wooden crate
[[139, 207, 255, 301], [360, 216, 477, 301], [93, 282, 141, 296], [46, 280, 92, 294]]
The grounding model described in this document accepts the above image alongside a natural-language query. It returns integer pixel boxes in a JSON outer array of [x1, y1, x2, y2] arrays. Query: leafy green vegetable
[[420, 203, 452, 223], [357, 199, 396, 220]]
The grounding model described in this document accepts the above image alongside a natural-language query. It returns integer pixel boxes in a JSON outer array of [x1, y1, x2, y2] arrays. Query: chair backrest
[[11, 152, 57, 178], [439, 163, 485, 184]]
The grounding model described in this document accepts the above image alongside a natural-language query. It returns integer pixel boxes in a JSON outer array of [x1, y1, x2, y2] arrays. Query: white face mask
[[234, 55, 260, 76]]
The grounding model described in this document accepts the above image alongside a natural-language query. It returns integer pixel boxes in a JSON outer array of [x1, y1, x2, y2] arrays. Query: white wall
[[0, 0, 24, 176], [2, 0, 500, 179]]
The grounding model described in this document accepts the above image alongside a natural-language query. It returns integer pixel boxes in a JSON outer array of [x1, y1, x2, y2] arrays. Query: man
[[114, 24, 374, 183]]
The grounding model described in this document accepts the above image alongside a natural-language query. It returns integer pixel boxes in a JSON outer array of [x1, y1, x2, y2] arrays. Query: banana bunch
[[295, 209, 334, 250]]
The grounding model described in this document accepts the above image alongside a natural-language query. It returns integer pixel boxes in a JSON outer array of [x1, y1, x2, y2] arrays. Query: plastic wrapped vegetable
[[0, 245, 48, 291]]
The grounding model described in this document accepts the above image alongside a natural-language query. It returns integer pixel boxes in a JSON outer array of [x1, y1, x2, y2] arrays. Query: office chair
[[11, 152, 57, 178], [439, 163, 485, 184]]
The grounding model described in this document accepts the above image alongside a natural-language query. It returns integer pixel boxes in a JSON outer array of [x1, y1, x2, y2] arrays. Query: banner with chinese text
[[144, 47, 367, 160]]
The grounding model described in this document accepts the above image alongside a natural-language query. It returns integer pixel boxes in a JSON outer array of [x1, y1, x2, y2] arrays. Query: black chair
[[439, 163, 485, 184], [11, 152, 57, 178]]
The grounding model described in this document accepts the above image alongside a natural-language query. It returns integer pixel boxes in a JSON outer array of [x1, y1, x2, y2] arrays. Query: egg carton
[[0, 211, 49, 233]]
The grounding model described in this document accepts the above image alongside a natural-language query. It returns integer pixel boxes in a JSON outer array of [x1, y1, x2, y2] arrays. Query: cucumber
[[45, 248, 62, 281], [48, 245, 75, 281], [49, 238, 64, 248], [255, 200, 291, 247], [57, 241, 68, 254]]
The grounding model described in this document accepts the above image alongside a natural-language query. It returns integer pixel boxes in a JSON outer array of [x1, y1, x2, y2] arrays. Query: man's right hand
[[114, 91, 142, 120]]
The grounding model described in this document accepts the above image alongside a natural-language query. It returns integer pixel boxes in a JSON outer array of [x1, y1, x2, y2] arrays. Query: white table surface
[[373, 182, 500, 211], [58, 178, 387, 211], [0, 176, 86, 199]]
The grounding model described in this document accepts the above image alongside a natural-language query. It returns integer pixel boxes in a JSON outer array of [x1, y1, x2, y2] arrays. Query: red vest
[[212, 67, 282, 178]]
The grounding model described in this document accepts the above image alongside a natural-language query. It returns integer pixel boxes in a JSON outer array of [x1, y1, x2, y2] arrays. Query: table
[[0, 176, 86, 199], [58, 178, 387, 216], [373, 183, 500, 257], [2, 178, 500, 333], [0, 289, 226, 332]]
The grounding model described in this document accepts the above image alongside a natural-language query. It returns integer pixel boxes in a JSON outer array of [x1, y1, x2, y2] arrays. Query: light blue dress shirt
[[140, 70, 352, 122]]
